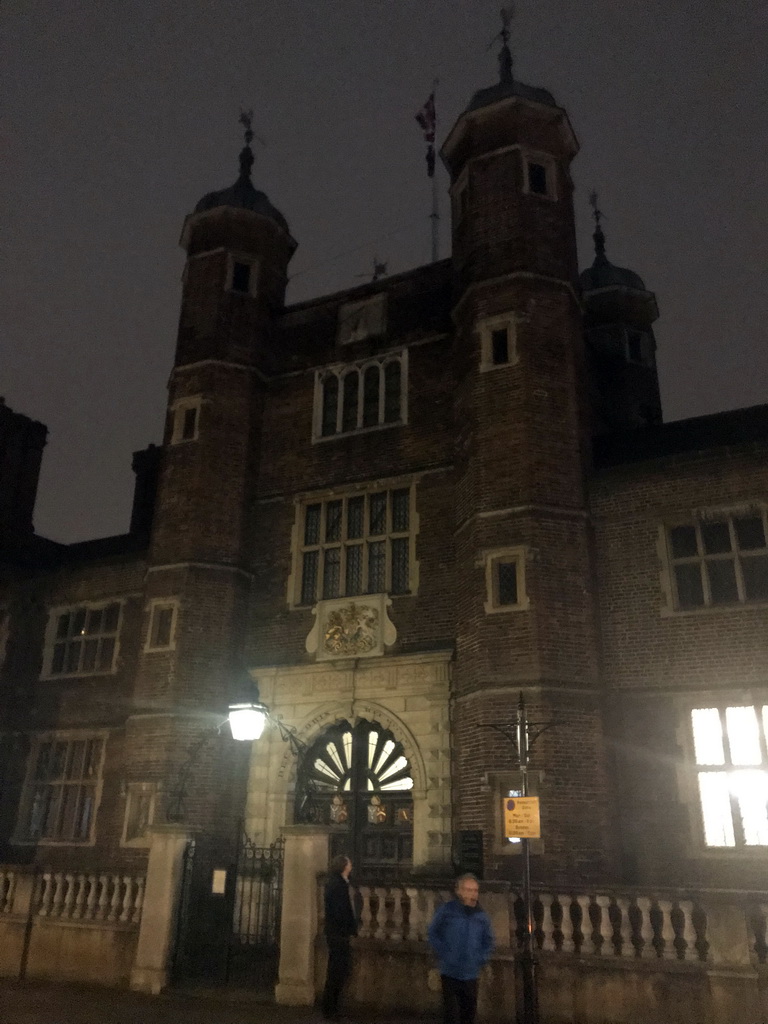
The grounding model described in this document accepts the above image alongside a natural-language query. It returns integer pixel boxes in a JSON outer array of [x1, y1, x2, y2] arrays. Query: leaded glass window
[[24, 735, 105, 842], [48, 603, 121, 676], [296, 487, 413, 604], [668, 512, 768, 610], [314, 352, 407, 439]]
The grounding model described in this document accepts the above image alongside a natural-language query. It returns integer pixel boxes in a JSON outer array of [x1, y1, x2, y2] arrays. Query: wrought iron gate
[[172, 832, 284, 989]]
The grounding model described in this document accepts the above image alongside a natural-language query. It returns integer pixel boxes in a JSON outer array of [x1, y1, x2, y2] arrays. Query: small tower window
[[170, 398, 202, 444], [523, 154, 556, 200], [627, 330, 646, 365], [527, 162, 548, 195], [231, 261, 251, 294], [478, 314, 517, 372], [491, 328, 509, 365], [181, 407, 197, 440]]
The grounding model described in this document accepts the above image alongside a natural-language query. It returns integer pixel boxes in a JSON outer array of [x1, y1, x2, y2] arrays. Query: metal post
[[516, 695, 539, 1024]]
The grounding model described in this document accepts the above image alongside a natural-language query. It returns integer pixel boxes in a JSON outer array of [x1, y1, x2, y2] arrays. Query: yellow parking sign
[[503, 796, 541, 839]]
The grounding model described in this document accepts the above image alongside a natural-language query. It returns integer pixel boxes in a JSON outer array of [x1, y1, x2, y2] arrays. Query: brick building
[[2, 46, 767, 905]]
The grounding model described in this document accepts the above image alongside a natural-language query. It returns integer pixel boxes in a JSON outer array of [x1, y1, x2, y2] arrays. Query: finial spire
[[499, 5, 514, 83], [238, 108, 255, 180], [589, 190, 607, 260]]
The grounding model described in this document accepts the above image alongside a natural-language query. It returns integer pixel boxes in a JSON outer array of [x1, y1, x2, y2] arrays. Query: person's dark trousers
[[440, 974, 479, 1024], [322, 936, 352, 1019]]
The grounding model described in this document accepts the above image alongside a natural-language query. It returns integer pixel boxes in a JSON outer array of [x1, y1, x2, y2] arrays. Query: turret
[[580, 194, 662, 432]]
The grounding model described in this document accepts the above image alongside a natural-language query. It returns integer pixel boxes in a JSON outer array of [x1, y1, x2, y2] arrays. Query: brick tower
[[125, 121, 297, 840], [442, 42, 614, 883]]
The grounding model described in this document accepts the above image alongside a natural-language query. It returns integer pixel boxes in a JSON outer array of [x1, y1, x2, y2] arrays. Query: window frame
[[685, 702, 768, 853], [144, 599, 179, 653], [170, 397, 203, 445], [225, 253, 259, 297], [312, 350, 408, 442], [14, 730, 108, 847], [41, 601, 123, 680], [662, 508, 768, 613], [478, 314, 518, 372], [121, 781, 158, 847], [482, 547, 530, 614], [522, 151, 557, 201], [290, 484, 418, 608]]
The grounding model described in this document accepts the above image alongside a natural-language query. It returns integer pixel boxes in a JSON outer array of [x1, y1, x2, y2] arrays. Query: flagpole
[[430, 79, 439, 263]]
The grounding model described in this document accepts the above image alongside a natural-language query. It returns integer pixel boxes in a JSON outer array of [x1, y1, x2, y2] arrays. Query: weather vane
[[487, 6, 515, 82], [588, 190, 607, 257], [239, 108, 254, 146], [356, 256, 388, 283]]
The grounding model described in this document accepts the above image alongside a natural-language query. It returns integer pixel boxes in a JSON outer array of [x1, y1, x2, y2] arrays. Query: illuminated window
[[296, 486, 413, 605], [668, 512, 768, 610], [44, 603, 121, 677], [691, 706, 768, 847], [18, 734, 105, 844], [314, 351, 407, 440]]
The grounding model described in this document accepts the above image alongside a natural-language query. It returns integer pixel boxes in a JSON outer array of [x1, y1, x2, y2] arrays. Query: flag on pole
[[415, 92, 436, 177]]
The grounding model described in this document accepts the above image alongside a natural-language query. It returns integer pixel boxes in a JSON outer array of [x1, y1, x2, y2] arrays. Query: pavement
[[0, 981, 433, 1024]]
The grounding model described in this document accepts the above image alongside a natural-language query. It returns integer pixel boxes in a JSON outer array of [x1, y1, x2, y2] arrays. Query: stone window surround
[[287, 478, 420, 610], [450, 166, 470, 225], [13, 728, 109, 847], [40, 600, 124, 680], [169, 396, 204, 445], [477, 313, 519, 373], [479, 545, 531, 614], [120, 781, 158, 847], [659, 504, 768, 615], [675, 694, 768, 858], [144, 598, 179, 653], [522, 149, 558, 201], [312, 349, 408, 442], [225, 251, 260, 297]]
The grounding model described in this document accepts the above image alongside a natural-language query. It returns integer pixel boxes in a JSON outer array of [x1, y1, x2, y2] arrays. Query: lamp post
[[489, 693, 556, 1024]]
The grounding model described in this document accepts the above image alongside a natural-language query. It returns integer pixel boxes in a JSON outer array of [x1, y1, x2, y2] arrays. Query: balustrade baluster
[[388, 886, 404, 942], [655, 898, 675, 958], [574, 895, 590, 954], [373, 886, 387, 939], [405, 886, 421, 941], [85, 874, 99, 919], [96, 874, 110, 920], [107, 875, 122, 921], [72, 874, 88, 920], [38, 872, 53, 917], [636, 896, 654, 958], [593, 895, 610, 955], [63, 874, 77, 918], [613, 896, 631, 957], [538, 892, 556, 952], [51, 873, 66, 918], [677, 900, 694, 961], [559, 896, 576, 953], [132, 877, 145, 924], [358, 885, 373, 938], [1, 871, 16, 914], [120, 876, 134, 923]]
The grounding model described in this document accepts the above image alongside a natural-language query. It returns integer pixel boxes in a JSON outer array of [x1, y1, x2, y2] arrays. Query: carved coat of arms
[[323, 602, 378, 657]]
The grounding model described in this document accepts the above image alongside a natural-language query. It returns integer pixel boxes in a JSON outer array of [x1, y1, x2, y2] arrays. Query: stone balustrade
[[340, 880, 768, 968], [1, 866, 145, 924]]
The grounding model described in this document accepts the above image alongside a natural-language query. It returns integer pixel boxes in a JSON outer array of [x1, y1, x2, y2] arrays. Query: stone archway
[[295, 718, 413, 877]]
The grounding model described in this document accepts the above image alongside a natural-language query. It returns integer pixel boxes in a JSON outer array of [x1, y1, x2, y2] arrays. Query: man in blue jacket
[[428, 873, 494, 1024]]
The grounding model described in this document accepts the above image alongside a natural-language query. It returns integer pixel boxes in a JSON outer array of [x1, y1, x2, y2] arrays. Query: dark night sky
[[2, 1, 767, 543]]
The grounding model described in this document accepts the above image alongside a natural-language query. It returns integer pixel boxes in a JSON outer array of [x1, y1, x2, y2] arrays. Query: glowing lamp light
[[228, 700, 268, 742]]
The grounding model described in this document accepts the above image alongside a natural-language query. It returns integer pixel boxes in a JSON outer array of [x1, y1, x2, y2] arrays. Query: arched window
[[341, 371, 359, 433], [320, 374, 339, 437], [383, 360, 401, 423], [296, 719, 413, 876], [362, 366, 381, 428]]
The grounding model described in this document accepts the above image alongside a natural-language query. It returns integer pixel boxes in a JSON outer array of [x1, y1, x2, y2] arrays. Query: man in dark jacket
[[428, 873, 494, 1024], [321, 854, 357, 1020]]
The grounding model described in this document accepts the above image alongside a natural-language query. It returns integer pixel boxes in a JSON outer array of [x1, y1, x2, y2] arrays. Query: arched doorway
[[295, 719, 413, 878]]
